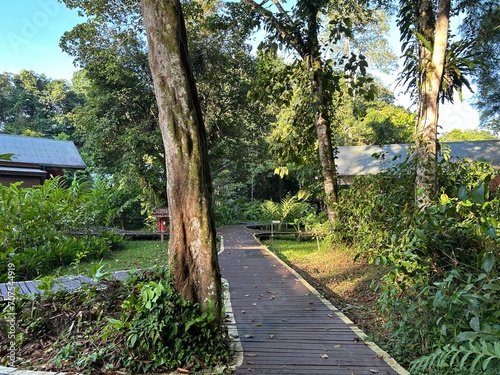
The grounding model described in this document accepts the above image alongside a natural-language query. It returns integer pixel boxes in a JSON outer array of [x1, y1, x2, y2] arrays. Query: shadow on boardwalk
[[219, 225, 408, 375], [0, 224, 408, 374]]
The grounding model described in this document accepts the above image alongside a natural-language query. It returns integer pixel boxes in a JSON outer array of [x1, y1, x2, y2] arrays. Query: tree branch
[[240, 0, 308, 56]]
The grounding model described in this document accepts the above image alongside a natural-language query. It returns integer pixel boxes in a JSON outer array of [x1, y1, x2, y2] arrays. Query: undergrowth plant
[[333, 155, 499, 373], [0, 177, 124, 281], [0, 268, 230, 373], [257, 194, 314, 230]]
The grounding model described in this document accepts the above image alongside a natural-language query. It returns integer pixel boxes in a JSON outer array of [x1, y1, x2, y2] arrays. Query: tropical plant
[[0, 177, 124, 281], [258, 195, 313, 231]]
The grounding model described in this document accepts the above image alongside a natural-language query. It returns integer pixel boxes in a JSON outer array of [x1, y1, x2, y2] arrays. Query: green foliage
[[1, 268, 230, 372], [103, 269, 229, 373], [333, 154, 499, 372], [213, 198, 262, 227], [0, 70, 81, 138], [410, 340, 500, 374], [257, 195, 314, 230], [459, 2, 500, 132], [439, 129, 499, 142], [0, 178, 124, 281], [334, 155, 416, 255]]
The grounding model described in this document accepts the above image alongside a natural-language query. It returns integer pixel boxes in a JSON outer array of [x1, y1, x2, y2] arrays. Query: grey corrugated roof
[[337, 140, 500, 176], [0, 134, 86, 169]]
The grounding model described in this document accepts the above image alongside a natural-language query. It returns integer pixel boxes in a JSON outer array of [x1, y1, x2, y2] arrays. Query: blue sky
[[0, 0, 478, 131], [0, 0, 82, 81]]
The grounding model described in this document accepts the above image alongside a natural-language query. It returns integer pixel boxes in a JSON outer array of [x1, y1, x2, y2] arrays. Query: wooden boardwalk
[[218, 225, 408, 375], [0, 271, 129, 301]]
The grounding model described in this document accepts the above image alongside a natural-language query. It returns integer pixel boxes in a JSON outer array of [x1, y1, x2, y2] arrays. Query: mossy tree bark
[[141, 0, 222, 325], [414, 0, 450, 208]]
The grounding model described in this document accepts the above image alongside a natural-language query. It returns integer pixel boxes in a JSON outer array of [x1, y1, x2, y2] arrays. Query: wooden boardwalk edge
[[248, 231, 410, 375]]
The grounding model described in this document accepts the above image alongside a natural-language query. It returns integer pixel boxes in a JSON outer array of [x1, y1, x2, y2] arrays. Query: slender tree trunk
[[141, 0, 222, 325], [241, 0, 338, 222], [305, 54, 338, 222], [415, 0, 450, 208]]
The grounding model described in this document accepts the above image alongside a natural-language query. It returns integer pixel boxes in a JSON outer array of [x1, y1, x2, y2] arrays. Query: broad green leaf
[[469, 316, 480, 332], [458, 186, 468, 202], [481, 252, 496, 273], [470, 184, 485, 205], [456, 331, 478, 342]]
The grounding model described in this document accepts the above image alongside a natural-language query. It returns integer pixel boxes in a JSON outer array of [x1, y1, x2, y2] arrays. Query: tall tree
[[140, 0, 222, 324], [461, 2, 500, 133], [398, 0, 488, 207], [0, 70, 80, 138], [237, 0, 377, 222], [416, 0, 451, 207], [61, 0, 271, 211], [399, 0, 461, 207]]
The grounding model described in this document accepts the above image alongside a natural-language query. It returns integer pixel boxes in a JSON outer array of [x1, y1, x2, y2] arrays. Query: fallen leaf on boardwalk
[[320, 354, 329, 359], [255, 323, 262, 326], [247, 361, 255, 365], [245, 294, 250, 297], [242, 310, 246, 314], [252, 303, 257, 306], [267, 290, 274, 294], [369, 370, 379, 373], [328, 314, 334, 318], [247, 353, 258, 357], [334, 345, 341, 348], [244, 335, 254, 338], [351, 372, 356, 375], [269, 334, 275, 339], [269, 295, 275, 300]]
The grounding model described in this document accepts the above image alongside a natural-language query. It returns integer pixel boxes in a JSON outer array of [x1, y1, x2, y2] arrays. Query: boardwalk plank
[[16, 282, 31, 294], [0, 283, 9, 300], [24, 281, 40, 294]]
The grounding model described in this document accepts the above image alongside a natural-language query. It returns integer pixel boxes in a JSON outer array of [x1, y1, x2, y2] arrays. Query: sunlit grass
[[262, 235, 386, 308], [54, 240, 169, 277]]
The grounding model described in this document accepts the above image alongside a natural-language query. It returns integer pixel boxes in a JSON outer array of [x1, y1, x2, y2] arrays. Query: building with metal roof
[[0, 134, 86, 187], [337, 140, 500, 185]]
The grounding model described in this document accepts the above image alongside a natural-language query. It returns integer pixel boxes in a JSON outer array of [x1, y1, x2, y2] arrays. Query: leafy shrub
[[333, 155, 499, 373], [104, 269, 229, 372], [334, 156, 416, 255], [374, 181, 499, 372], [0, 178, 124, 281]]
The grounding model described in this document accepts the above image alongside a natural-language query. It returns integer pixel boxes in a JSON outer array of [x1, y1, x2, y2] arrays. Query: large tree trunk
[[415, 0, 450, 208], [141, 0, 222, 325]]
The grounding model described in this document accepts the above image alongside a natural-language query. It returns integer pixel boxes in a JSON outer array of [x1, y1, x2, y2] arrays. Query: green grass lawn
[[54, 240, 169, 277]]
